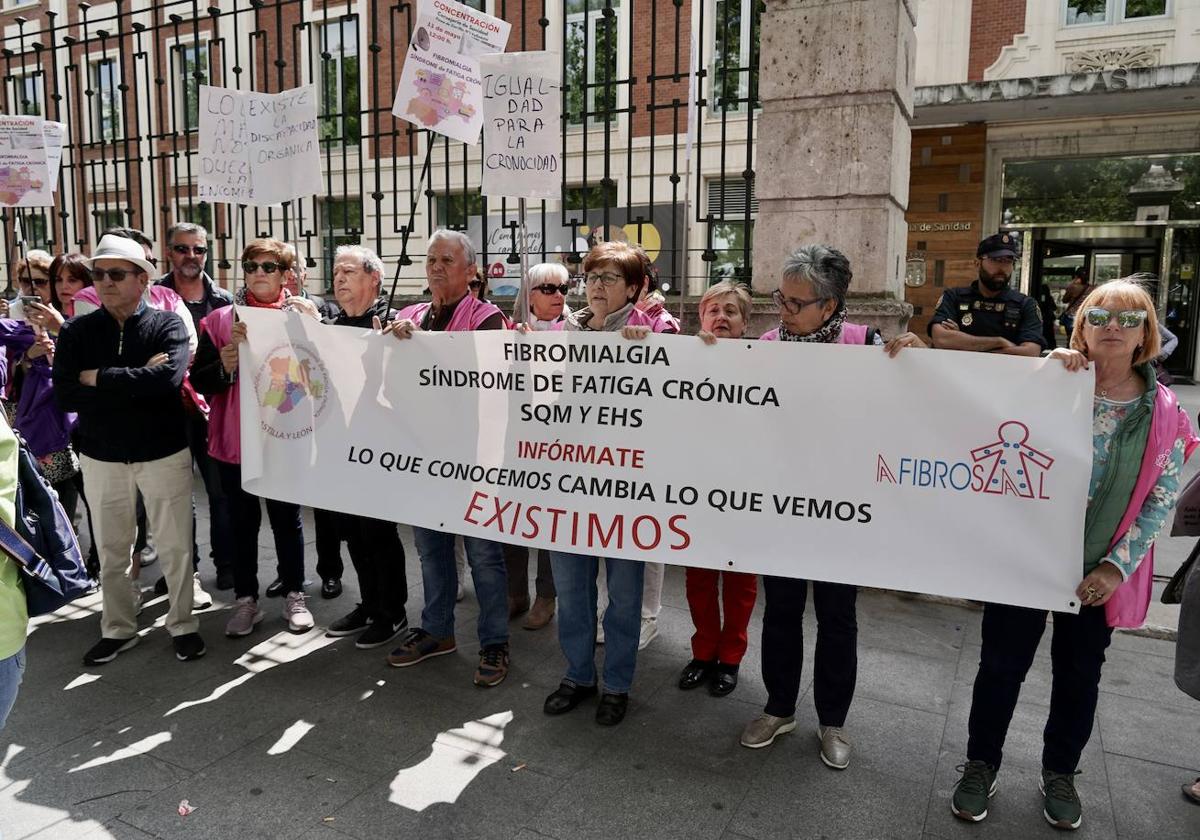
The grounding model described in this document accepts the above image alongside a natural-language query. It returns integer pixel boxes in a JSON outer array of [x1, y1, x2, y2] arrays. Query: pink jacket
[[759, 323, 870, 344], [198, 306, 240, 464], [397, 295, 502, 331], [552, 306, 677, 333], [1105, 383, 1199, 628]]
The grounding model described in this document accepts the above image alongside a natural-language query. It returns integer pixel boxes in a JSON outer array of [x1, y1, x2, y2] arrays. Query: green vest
[[1082, 365, 1155, 574]]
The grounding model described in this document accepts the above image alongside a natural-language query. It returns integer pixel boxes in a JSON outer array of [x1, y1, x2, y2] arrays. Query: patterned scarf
[[777, 305, 846, 343], [235, 286, 290, 309]]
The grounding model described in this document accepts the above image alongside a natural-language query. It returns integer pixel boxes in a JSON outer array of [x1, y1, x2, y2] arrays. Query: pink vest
[[551, 306, 679, 333], [1105, 383, 1200, 628], [758, 322, 870, 344], [199, 306, 241, 464], [397, 294, 502, 332]]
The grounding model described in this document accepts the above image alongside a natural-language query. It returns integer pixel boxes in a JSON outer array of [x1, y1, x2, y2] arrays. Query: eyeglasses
[[172, 244, 208, 256], [533, 283, 569, 296], [584, 271, 624, 287], [243, 260, 281, 275], [771, 289, 826, 315], [94, 267, 143, 284], [31, 277, 49, 288], [1084, 307, 1148, 329]]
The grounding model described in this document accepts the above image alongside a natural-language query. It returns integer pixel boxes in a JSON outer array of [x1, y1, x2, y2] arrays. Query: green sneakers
[[1040, 769, 1083, 830], [951, 760, 998, 822]]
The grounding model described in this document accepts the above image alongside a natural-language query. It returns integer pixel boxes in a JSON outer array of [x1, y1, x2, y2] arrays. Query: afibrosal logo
[[876, 421, 1054, 500]]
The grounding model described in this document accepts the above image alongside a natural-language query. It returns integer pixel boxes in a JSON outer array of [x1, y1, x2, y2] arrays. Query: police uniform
[[927, 233, 1044, 350]]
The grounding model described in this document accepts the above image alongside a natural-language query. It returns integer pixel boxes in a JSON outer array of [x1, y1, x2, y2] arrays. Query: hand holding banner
[[237, 309, 1094, 613]]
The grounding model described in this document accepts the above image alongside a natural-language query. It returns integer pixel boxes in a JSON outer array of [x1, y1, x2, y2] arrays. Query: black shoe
[[173, 632, 207, 662], [215, 568, 235, 591], [544, 681, 598, 716], [265, 578, 285, 598], [709, 664, 739, 697], [356, 618, 409, 650], [83, 636, 138, 666], [326, 605, 372, 637], [596, 692, 629, 726], [321, 578, 343, 599], [152, 575, 168, 596], [678, 658, 716, 690]]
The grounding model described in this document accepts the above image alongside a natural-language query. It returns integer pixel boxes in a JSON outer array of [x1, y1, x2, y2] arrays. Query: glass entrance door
[[1166, 228, 1200, 379]]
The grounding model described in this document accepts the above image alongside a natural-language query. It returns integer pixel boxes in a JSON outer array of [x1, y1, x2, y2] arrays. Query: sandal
[[1183, 779, 1200, 806]]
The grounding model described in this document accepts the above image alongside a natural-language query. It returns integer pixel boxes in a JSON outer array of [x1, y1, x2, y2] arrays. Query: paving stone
[[1105, 753, 1200, 840], [1096, 691, 1200, 772]]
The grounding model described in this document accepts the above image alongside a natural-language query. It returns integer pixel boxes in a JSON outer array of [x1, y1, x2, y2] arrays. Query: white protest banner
[[0, 115, 52, 207], [480, 51, 561, 199], [237, 310, 1094, 613], [42, 121, 66, 190], [198, 84, 321, 206], [391, 0, 511, 145]]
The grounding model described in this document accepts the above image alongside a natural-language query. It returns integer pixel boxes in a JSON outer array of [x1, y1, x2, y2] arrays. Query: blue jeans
[[0, 646, 26, 730], [412, 527, 508, 648], [550, 552, 644, 694]]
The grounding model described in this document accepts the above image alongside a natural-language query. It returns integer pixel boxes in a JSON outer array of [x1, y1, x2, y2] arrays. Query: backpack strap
[[864, 326, 880, 346], [0, 516, 37, 572]]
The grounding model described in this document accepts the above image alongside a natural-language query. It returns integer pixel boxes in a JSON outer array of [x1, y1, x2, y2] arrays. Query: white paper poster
[[391, 0, 511, 145], [42, 121, 66, 190], [237, 310, 1096, 613], [197, 84, 321, 206], [480, 51, 561, 199], [0, 115, 53, 207]]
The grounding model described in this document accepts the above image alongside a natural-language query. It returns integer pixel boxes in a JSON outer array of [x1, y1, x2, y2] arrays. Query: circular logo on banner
[[254, 342, 330, 441]]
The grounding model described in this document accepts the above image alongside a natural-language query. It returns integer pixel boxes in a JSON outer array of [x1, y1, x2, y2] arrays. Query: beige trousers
[[80, 448, 197, 638]]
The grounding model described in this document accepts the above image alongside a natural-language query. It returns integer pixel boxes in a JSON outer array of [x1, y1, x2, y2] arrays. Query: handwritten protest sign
[[0, 116, 52, 207], [198, 84, 321, 206], [238, 310, 1095, 613], [391, 0, 511, 145], [480, 51, 561, 199]]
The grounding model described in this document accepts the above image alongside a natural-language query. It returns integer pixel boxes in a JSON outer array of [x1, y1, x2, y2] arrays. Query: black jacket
[[330, 296, 394, 329], [53, 305, 191, 463], [158, 270, 233, 327]]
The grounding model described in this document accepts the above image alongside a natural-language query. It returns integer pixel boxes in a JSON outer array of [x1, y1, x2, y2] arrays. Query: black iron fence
[[0, 0, 762, 296]]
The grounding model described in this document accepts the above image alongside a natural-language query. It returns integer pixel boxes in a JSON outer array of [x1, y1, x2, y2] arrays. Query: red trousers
[[685, 567, 758, 665]]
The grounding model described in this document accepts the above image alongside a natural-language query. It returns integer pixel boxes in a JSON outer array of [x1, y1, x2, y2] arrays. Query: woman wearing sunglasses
[[525, 262, 571, 330], [952, 279, 1198, 830], [191, 239, 322, 638], [741, 244, 923, 770]]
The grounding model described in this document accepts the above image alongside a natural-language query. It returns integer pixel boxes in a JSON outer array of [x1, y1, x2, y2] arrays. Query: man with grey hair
[[384, 229, 511, 688], [319, 244, 411, 648]]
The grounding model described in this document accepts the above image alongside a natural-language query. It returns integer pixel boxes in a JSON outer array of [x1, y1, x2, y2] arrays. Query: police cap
[[976, 232, 1021, 260]]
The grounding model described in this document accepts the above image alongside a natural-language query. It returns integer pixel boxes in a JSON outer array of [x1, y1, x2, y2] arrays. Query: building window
[[317, 19, 362, 146], [1064, 0, 1168, 26], [563, 183, 618, 214], [174, 42, 208, 132], [706, 178, 756, 285], [436, 190, 485, 229], [711, 0, 761, 113], [319, 197, 363, 289], [93, 207, 124, 241], [11, 73, 42, 116], [15, 210, 50, 251], [92, 58, 122, 142], [564, 0, 620, 127]]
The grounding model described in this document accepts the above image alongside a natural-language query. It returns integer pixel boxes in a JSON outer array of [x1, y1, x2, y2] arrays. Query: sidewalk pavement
[[2, 500, 1199, 840]]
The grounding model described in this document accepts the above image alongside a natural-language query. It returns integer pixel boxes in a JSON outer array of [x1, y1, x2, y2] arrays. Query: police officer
[[929, 233, 1043, 356]]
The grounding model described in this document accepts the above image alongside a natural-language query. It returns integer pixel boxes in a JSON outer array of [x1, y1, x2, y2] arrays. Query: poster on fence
[[237, 308, 1095, 612], [42, 121, 66, 191], [480, 51, 561, 199], [197, 84, 321, 206], [391, 0, 511, 145], [0, 115, 52, 207]]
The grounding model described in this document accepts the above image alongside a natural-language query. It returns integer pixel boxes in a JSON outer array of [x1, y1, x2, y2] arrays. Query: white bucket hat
[[83, 234, 158, 280]]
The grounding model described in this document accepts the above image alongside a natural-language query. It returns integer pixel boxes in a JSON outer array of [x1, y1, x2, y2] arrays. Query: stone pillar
[[753, 0, 916, 336]]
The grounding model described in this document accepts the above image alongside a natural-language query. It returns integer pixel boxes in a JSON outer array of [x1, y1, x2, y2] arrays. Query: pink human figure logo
[[969, 421, 1054, 499]]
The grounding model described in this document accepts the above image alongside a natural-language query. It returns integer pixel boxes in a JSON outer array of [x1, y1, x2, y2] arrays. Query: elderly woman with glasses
[[191, 238, 322, 638], [740, 244, 924, 768], [951, 278, 1196, 831], [525, 262, 571, 329], [541, 241, 675, 726]]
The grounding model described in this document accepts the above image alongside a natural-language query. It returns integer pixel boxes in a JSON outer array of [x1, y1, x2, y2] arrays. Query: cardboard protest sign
[[198, 84, 321, 206], [391, 0, 511, 145], [42, 121, 66, 190], [0, 115, 53, 207], [480, 51, 561, 199]]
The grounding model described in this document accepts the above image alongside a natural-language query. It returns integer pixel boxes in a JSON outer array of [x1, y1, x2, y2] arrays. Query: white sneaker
[[131, 577, 143, 616], [284, 591, 314, 632], [191, 573, 213, 610], [638, 617, 658, 651]]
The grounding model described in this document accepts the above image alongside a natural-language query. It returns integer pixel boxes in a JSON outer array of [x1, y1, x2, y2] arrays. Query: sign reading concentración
[[237, 308, 1094, 612]]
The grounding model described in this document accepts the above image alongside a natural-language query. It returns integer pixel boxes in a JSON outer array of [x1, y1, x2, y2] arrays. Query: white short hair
[[525, 262, 569, 288], [427, 229, 476, 266]]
